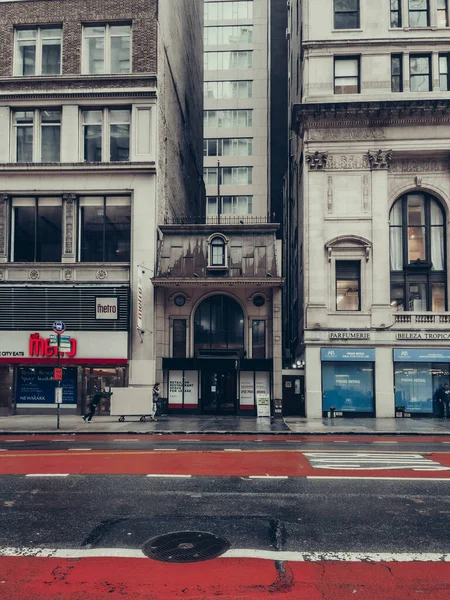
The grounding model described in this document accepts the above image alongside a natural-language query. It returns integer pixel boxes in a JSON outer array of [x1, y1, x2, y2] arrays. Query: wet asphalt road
[[1, 475, 450, 554]]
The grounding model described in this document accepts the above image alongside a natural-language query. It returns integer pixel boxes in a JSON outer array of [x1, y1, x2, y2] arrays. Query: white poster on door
[[168, 370, 183, 406], [183, 371, 198, 407], [255, 371, 271, 417], [240, 372, 255, 408]]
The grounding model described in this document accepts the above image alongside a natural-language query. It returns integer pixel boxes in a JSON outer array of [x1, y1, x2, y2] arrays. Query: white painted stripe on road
[[113, 439, 141, 442], [224, 449, 242, 452], [372, 441, 398, 444], [156, 448, 177, 451], [333, 441, 349, 443], [68, 448, 92, 451], [7, 440, 24, 442], [0, 449, 7, 451], [146, 474, 192, 478], [307, 476, 450, 481], [248, 475, 289, 479], [25, 474, 69, 477], [1, 547, 450, 563]]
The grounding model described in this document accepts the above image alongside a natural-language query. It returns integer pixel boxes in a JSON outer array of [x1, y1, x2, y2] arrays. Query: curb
[[1, 430, 450, 437]]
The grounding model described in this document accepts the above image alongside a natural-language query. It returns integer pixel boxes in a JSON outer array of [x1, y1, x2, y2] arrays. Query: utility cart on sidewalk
[[110, 387, 154, 422]]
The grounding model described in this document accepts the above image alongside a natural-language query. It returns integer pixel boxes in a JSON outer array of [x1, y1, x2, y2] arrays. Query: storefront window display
[[321, 348, 375, 415]]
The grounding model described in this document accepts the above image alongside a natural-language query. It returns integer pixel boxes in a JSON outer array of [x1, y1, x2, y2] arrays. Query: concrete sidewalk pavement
[[1, 414, 450, 435]]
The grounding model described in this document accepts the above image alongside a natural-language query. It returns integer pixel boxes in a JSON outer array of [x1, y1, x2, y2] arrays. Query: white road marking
[[304, 452, 450, 471], [156, 448, 177, 451], [68, 448, 91, 451], [25, 474, 69, 477], [248, 475, 289, 479], [177, 439, 201, 442], [146, 474, 192, 478], [307, 476, 450, 481], [1, 547, 449, 563], [373, 441, 398, 444], [113, 439, 141, 442], [333, 441, 349, 443], [224, 449, 242, 452], [0, 449, 7, 451], [7, 440, 24, 443]]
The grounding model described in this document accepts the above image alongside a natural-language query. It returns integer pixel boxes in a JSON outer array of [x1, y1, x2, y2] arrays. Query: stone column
[[62, 194, 77, 263], [375, 346, 395, 417], [0, 195, 10, 264], [305, 345, 322, 418], [368, 150, 393, 328]]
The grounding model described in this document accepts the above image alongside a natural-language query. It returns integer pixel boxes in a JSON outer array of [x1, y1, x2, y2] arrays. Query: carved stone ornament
[[390, 158, 448, 172], [306, 151, 328, 170], [0, 269, 4, 281], [326, 155, 370, 170], [327, 175, 333, 213], [309, 128, 386, 142], [63, 194, 76, 256], [367, 149, 393, 170], [63, 268, 74, 281], [29, 269, 40, 280], [0, 195, 8, 257], [362, 174, 370, 212], [415, 176, 423, 187], [96, 269, 108, 280]]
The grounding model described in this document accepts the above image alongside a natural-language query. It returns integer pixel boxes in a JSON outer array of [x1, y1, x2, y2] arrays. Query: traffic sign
[[55, 387, 63, 404], [54, 368, 63, 381], [52, 321, 66, 334]]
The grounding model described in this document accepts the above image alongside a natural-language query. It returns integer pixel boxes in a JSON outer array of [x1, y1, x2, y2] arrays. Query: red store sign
[[29, 333, 77, 358]]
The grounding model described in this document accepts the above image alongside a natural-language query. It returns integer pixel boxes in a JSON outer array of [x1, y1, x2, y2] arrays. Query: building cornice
[[159, 223, 280, 234], [152, 277, 284, 288], [0, 162, 156, 174], [294, 99, 450, 133]]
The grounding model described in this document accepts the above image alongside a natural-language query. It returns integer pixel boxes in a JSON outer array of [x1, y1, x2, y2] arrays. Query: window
[[390, 193, 446, 312], [207, 196, 253, 215], [390, 0, 402, 27], [204, 110, 253, 128], [408, 0, 429, 27], [334, 57, 360, 94], [410, 55, 431, 91], [204, 138, 253, 156], [172, 320, 187, 358], [83, 24, 131, 74], [391, 54, 403, 92], [336, 261, 361, 311], [82, 109, 130, 162], [203, 167, 253, 185], [252, 320, 266, 359], [204, 1, 253, 21], [194, 295, 244, 351], [204, 26, 253, 45], [438, 0, 449, 26], [13, 109, 61, 163], [80, 196, 131, 262], [204, 51, 253, 70], [210, 236, 226, 266], [12, 197, 62, 262], [204, 81, 253, 99], [334, 0, 360, 29], [15, 27, 61, 76], [440, 54, 450, 90]]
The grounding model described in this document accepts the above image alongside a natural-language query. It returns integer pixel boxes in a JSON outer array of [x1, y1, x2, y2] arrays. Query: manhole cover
[[142, 531, 230, 563]]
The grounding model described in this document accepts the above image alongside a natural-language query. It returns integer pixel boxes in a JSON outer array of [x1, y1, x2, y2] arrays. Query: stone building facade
[[0, 0, 203, 415], [286, 0, 450, 418]]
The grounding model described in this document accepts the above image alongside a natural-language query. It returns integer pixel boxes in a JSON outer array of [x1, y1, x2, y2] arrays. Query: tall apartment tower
[[286, 0, 450, 419], [0, 0, 203, 416], [203, 0, 270, 220]]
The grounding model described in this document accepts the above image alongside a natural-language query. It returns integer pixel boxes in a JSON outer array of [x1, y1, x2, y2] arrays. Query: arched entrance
[[194, 295, 244, 415]]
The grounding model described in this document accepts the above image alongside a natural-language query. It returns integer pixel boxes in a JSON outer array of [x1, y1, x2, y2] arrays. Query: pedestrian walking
[[434, 382, 450, 418], [82, 389, 113, 422], [151, 383, 161, 421]]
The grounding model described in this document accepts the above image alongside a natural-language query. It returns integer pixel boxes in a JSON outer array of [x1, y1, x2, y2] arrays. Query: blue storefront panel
[[321, 348, 375, 414], [17, 367, 77, 406]]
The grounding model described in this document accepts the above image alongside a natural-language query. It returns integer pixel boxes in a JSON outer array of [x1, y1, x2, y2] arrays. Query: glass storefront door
[[201, 370, 237, 415], [394, 362, 450, 415], [83, 367, 127, 414], [322, 362, 375, 416]]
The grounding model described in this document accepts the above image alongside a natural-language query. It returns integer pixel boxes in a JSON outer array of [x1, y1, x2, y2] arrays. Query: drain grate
[[142, 531, 230, 563]]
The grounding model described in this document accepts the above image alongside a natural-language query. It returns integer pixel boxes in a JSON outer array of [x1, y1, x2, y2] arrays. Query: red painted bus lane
[[1, 557, 450, 600], [1, 449, 450, 477]]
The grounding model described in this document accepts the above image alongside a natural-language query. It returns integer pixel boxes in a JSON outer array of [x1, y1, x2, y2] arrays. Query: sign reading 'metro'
[[96, 297, 118, 320]]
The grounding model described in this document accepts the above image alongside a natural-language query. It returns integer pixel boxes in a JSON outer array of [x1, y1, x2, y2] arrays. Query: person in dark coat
[[151, 383, 161, 421], [434, 383, 450, 418], [82, 389, 112, 422]]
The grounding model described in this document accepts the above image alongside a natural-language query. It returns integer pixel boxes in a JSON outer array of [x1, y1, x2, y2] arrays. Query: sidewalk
[[0, 414, 450, 435]]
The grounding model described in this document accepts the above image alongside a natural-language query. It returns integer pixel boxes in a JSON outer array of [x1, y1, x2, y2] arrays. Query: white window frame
[[204, 50, 253, 71], [82, 23, 132, 75], [14, 26, 62, 76], [11, 108, 61, 163], [204, 110, 253, 128], [206, 196, 253, 216], [80, 108, 131, 162]]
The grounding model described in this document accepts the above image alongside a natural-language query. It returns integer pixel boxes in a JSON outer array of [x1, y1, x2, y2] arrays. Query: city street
[[1, 436, 450, 599]]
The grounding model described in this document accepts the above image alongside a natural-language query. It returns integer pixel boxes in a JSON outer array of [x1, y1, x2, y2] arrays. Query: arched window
[[194, 295, 244, 354], [390, 193, 446, 312], [210, 236, 226, 267]]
